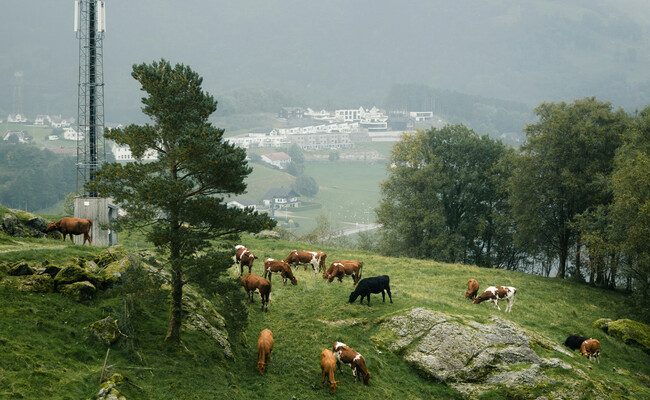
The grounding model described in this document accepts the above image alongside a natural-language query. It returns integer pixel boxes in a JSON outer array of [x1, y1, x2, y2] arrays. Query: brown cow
[[323, 260, 363, 285], [257, 329, 274, 374], [263, 258, 297, 285], [285, 250, 327, 274], [332, 341, 370, 385], [240, 273, 271, 312], [465, 278, 479, 300], [580, 338, 601, 362], [46, 217, 93, 245], [234, 245, 258, 276], [320, 349, 337, 393]]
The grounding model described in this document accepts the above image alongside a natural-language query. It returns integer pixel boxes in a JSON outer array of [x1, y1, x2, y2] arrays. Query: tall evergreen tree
[[89, 60, 275, 343]]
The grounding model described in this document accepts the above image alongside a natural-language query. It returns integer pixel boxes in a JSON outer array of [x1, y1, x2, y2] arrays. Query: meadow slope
[[0, 234, 649, 399]]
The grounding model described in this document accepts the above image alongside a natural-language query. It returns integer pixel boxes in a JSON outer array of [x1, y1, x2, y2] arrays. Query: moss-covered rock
[[102, 255, 138, 284], [89, 316, 123, 346], [97, 373, 126, 400], [94, 246, 127, 268], [60, 281, 96, 301], [17, 274, 54, 293], [7, 261, 35, 276], [40, 265, 62, 278], [607, 319, 650, 352], [593, 318, 613, 331], [54, 264, 94, 286]]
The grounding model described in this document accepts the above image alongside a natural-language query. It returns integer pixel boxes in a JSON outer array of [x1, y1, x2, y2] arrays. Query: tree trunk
[[165, 256, 183, 343], [557, 237, 568, 279], [573, 235, 583, 282]]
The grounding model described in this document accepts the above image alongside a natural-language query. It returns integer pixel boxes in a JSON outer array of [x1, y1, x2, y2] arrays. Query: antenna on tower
[[75, 0, 106, 197]]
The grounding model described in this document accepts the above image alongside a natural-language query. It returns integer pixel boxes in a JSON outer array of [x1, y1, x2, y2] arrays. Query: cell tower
[[74, 0, 106, 196], [73, 0, 117, 247]]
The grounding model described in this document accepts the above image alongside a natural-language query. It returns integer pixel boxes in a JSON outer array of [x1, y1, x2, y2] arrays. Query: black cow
[[564, 335, 589, 351], [348, 275, 392, 306]]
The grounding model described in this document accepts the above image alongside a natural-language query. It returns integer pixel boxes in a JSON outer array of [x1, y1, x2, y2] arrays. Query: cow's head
[[257, 360, 266, 375], [348, 291, 360, 303], [45, 222, 59, 232]]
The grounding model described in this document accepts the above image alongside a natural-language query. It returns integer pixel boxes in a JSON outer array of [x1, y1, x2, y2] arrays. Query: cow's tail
[[88, 220, 93, 244]]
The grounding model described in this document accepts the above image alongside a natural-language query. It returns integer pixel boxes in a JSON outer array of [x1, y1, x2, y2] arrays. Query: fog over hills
[[1, 0, 649, 123]]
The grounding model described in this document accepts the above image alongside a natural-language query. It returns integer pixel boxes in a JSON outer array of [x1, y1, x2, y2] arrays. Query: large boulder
[[25, 217, 48, 236], [59, 281, 96, 301], [378, 308, 575, 398]]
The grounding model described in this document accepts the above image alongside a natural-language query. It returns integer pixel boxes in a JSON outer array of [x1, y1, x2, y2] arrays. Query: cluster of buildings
[[226, 123, 359, 151], [5, 113, 75, 128], [227, 187, 301, 214]]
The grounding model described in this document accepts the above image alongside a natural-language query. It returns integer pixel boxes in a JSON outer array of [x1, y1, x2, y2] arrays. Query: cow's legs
[[494, 300, 501, 311], [248, 264, 253, 274], [382, 290, 386, 303], [506, 297, 514, 312], [366, 294, 371, 306], [69, 233, 74, 243], [387, 286, 393, 303], [240, 264, 244, 276]]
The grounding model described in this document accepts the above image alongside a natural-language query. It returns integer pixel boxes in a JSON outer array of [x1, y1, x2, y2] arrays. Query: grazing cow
[[263, 258, 297, 285], [323, 260, 363, 285], [473, 286, 517, 312], [45, 217, 93, 245], [465, 278, 479, 300], [285, 250, 327, 274], [240, 273, 271, 312], [580, 338, 601, 362], [320, 349, 337, 393], [234, 245, 258, 276], [348, 275, 392, 306], [332, 341, 370, 385], [564, 335, 589, 351], [257, 329, 274, 375]]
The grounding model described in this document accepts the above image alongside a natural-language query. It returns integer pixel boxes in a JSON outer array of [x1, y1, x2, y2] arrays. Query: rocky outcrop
[[8, 261, 35, 276], [1, 209, 49, 237], [16, 274, 54, 293], [596, 318, 650, 352], [378, 308, 575, 398]]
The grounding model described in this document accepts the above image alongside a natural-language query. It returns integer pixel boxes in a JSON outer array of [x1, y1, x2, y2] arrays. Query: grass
[[1, 234, 648, 399]]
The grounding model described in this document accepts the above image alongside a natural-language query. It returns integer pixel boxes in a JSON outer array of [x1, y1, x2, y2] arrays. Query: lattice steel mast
[[75, 0, 106, 196]]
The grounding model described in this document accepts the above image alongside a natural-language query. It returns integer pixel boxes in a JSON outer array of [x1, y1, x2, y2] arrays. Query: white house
[[112, 144, 159, 162], [262, 187, 301, 209], [227, 200, 259, 212], [48, 134, 59, 141], [34, 115, 47, 126], [409, 111, 434, 122], [3, 131, 32, 143], [261, 152, 292, 169], [7, 113, 27, 123], [63, 127, 84, 141]]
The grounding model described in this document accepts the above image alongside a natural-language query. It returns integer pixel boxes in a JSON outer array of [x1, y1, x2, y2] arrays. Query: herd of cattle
[[234, 244, 602, 392]]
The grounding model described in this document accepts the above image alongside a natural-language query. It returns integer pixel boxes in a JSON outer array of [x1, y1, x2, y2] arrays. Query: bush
[[607, 319, 650, 352]]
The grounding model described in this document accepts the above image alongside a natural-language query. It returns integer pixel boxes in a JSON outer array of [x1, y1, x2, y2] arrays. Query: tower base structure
[[73, 197, 118, 246]]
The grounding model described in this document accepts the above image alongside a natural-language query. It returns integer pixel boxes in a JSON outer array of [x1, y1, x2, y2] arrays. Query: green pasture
[[1, 234, 648, 399]]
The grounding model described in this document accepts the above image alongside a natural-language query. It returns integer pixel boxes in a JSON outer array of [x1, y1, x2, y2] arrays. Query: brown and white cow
[[234, 245, 258, 276], [263, 258, 297, 285], [473, 286, 517, 312], [45, 217, 93, 245], [323, 260, 363, 285], [320, 349, 337, 393], [257, 329, 274, 374], [580, 338, 601, 362], [285, 250, 327, 274], [240, 273, 271, 312], [332, 341, 370, 385], [465, 278, 479, 300]]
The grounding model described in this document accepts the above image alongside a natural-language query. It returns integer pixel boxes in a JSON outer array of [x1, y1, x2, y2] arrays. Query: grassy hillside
[[1, 234, 649, 399]]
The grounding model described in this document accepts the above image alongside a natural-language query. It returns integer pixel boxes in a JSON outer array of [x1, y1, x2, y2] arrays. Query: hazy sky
[[1, 0, 649, 121]]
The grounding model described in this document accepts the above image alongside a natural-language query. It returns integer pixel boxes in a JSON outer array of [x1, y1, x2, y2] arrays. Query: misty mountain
[[1, 0, 649, 125]]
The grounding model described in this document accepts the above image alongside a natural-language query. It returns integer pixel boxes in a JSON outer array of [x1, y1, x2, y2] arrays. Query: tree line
[[377, 98, 650, 315]]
